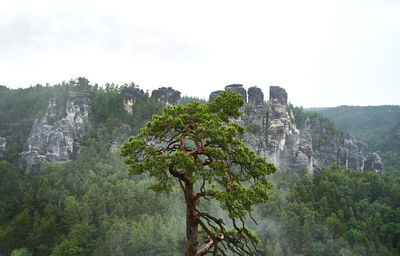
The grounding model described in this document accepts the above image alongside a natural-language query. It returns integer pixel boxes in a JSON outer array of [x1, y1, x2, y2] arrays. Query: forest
[[0, 79, 399, 255]]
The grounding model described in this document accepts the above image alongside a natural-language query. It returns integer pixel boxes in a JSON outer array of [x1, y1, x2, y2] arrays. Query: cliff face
[[210, 85, 384, 174], [21, 91, 90, 171], [297, 115, 384, 173], [263, 86, 314, 174], [151, 87, 181, 105], [20, 84, 383, 174], [0, 137, 6, 157], [121, 87, 144, 114]]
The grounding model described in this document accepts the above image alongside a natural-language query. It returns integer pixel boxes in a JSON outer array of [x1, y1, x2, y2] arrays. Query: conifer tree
[[121, 90, 276, 255]]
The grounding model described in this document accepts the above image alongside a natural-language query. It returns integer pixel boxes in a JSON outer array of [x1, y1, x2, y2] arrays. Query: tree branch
[[168, 166, 190, 183], [180, 127, 193, 152], [161, 139, 179, 155], [197, 234, 224, 256]]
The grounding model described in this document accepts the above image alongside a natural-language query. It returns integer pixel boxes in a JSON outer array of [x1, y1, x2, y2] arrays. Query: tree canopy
[[0, 81, 399, 255], [121, 90, 277, 255]]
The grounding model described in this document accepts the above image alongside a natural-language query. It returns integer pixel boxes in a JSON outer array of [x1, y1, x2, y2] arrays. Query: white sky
[[0, 0, 399, 107]]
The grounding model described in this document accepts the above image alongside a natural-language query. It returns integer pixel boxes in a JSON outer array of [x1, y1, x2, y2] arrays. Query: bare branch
[[197, 234, 224, 256]]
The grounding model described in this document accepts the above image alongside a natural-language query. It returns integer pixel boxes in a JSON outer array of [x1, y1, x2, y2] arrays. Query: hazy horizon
[[1, 0, 399, 107]]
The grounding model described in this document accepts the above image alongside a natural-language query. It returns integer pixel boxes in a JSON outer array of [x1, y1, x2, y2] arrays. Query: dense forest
[[0, 79, 399, 255]]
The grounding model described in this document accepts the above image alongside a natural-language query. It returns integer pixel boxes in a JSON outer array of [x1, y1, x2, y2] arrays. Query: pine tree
[[121, 90, 276, 255]]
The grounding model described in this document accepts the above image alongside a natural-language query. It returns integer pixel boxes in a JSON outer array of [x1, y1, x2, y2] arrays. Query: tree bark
[[185, 182, 199, 256]]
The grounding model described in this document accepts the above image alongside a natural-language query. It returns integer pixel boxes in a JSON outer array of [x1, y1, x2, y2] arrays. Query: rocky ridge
[[210, 85, 384, 174], [21, 86, 183, 170], [20, 84, 383, 174]]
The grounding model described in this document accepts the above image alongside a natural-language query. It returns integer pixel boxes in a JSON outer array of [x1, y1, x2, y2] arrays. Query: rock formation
[[19, 83, 384, 175], [121, 87, 144, 114], [209, 90, 224, 102], [210, 85, 385, 174], [209, 84, 249, 103], [248, 87, 264, 106], [21, 91, 90, 171], [0, 137, 6, 157], [151, 87, 181, 105], [225, 84, 247, 103], [262, 86, 313, 173], [364, 153, 385, 174]]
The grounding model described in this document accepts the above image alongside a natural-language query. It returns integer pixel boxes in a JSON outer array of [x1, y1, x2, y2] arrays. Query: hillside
[[0, 79, 399, 255], [308, 106, 400, 135], [309, 106, 400, 177]]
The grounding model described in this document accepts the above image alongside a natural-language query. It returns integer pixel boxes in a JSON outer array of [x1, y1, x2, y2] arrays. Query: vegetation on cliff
[[0, 80, 399, 255], [310, 106, 400, 177]]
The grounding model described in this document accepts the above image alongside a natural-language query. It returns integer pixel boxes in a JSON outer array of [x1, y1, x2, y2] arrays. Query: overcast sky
[[0, 0, 399, 107]]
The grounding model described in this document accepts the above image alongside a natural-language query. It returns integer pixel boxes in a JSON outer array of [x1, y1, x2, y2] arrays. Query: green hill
[[0, 80, 399, 255]]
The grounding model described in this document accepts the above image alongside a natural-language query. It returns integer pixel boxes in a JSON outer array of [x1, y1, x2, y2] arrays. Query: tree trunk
[[185, 183, 199, 256]]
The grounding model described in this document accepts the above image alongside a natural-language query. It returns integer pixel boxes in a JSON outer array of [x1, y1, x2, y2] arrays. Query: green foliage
[[121, 90, 276, 255], [0, 80, 179, 255], [90, 83, 127, 127], [67, 77, 93, 93], [309, 105, 400, 134], [0, 136, 185, 255], [10, 248, 29, 256], [180, 95, 207, 106], [89, 83, 163, 135], [128, 91, 164, 135], [50, 239, 84, 256], [1, 80, 399, 256], [0, 84, 51, 163], [257, 166, 400, 256]]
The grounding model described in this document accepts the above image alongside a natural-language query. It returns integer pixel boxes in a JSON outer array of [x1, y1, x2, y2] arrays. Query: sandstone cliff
[[21, 91, 90, 171], [151, 87, 181, 105], [121, 87, 144, 114], [210, 85, 384, 174], [21, 84, 383, 174]]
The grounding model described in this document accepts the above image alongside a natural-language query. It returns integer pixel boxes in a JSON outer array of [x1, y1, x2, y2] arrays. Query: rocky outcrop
[[121, 87, 144, 114], [297, 116, 384, 174], [0, 137, 6, 157], [225, 84, 247, 103], [209, 85, 385, 174], [364, 153, 385, 173], [263, 86, 384, 174], [209, 90, 224, 102], [209, 84, 250, 104], [248, 87, 263, 106], [151, 87, 181, 105], [21, 91, 90, 171], [262, 86, 313, 173]]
